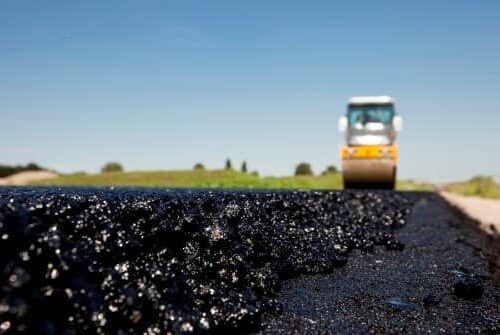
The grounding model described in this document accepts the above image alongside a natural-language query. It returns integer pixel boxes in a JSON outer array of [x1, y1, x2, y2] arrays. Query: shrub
[[101, 162, 123, 173], [471, 176, 495, 196], [193, 163, 205, 170], [250, 171, 259, 177], [321, 165, 338, 175], [26, 162, 43, 171], [295, 162, 313, 176]]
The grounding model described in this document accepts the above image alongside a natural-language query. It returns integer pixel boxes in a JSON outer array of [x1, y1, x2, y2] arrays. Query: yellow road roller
[[338, 96, 403, 189]]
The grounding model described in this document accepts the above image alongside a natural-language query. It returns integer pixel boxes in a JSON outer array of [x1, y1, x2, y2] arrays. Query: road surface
[[0, 187, 498, 334]]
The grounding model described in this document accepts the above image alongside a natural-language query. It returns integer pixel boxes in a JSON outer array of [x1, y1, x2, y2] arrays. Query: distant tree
[[250, 171, 259, 177], [101, 162, 123, 173], [225, 158, 233, 170], [321, 165, 338, 175], [193, 163, 205, 170], [241, 161, 248, 173], [0, 165, 15, 178], [295, 162, 313, 176]]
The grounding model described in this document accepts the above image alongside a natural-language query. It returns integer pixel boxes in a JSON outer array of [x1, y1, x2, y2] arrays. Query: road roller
[[338, 96, 403, 189]]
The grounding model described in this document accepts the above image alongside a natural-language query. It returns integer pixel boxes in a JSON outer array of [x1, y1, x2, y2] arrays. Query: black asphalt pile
[[0, 187, 418, 334]]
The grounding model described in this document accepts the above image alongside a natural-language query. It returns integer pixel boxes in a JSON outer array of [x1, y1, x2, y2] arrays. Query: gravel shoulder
[[0, 171, 58, 186], [441, 191, 500, 236]]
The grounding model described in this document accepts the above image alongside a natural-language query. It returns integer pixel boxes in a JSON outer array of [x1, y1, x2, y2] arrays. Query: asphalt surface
[[261, 196, 500, 334], [0, 187, 498, 334]]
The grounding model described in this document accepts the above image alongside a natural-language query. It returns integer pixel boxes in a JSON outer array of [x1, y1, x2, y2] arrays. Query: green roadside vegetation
[[33, 169, 431, 191], [33, 170, 343, 189], [444, 176, 500, 199], [396, 179, 433, 191]]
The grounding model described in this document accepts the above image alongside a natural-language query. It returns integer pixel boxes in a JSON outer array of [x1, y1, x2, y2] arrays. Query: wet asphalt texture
[[0, 187, 498, 334]]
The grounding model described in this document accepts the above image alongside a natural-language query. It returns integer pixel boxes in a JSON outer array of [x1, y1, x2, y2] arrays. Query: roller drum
[[342, 159, 396, 189]]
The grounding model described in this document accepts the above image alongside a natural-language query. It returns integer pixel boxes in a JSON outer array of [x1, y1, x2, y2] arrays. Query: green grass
[[33, 169, 430, 191], [33, 170, 343, 189], [396, 179, 433, 191], [444, 176, 500, 199]]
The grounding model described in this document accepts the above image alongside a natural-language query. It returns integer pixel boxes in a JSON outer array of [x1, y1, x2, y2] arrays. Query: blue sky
[[0, 0, 499, 181]]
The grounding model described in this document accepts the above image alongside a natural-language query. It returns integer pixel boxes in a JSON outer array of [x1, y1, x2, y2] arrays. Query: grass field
[[33, 169, 432, 191], [443, 176, 500, 199]]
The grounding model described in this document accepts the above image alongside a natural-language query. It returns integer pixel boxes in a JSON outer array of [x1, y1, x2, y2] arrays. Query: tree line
[[0, 160, 337, 178], [192, 159, 337, 177], [100, 160, 338, 176]]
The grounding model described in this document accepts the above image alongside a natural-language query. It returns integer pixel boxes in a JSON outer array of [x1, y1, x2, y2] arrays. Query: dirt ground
[[0, 170, 58, 186], [441, 191, 500, 237]]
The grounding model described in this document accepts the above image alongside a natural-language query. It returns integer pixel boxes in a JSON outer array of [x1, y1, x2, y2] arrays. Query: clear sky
[[1, 0, 499, 181]]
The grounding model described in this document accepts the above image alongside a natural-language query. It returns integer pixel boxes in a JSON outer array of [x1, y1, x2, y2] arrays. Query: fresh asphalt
[[0, 187, 498, 334], [261, 196, 500, 334]]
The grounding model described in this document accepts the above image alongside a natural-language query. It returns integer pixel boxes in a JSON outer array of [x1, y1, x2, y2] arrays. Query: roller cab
[[338, 96, 402, 189]]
